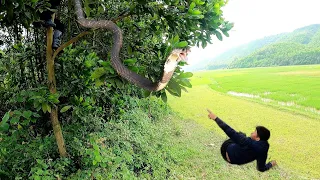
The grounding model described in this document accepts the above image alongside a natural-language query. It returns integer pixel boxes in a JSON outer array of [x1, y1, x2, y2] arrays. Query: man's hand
[[207, 109, 217, 120], [271, 160, 277, 167]]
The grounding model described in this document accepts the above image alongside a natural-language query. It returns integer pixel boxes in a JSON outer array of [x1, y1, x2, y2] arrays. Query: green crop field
[[168, 65, 320, 179], [192, 65, 320, 119]]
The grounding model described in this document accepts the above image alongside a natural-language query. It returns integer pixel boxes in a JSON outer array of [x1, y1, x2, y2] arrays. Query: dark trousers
[[220, 132, 246, 162], [39, 0, 64, 32], [220, 139, 234, 162]]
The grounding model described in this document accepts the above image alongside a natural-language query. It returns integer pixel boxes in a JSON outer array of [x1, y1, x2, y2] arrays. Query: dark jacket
[[215, 117, 272, 172]]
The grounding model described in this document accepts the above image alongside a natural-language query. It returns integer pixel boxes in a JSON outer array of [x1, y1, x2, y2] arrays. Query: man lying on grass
[[207, 109, 277, 172]]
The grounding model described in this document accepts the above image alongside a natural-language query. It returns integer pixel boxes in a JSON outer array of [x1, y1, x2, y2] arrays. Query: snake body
[[74, 0, 188, 91]]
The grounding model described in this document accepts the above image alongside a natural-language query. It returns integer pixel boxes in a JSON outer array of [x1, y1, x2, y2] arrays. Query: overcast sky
[[186, 0, 320, 66]]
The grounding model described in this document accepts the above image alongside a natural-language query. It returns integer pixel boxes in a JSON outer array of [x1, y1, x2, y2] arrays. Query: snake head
[[172, 48, 191, 63]]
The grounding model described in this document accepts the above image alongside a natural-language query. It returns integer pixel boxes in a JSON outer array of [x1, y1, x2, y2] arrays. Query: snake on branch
[[74, 0, 190, 91]]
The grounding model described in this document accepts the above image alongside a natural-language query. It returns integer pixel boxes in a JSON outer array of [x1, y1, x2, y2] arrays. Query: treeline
[[202, 24, 320, 70], [229, 42, 320, 68]]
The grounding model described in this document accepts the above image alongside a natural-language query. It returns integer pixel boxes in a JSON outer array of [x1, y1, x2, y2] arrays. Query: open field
[[165, 114, 302, 180], [191, 65, 320, 118], [168, 65, 320, 178]]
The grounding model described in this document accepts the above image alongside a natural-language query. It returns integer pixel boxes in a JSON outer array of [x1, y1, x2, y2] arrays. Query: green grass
[[192, 65, 320, 111], [165, 115, 301, 179], [168, 85, 320, 179]]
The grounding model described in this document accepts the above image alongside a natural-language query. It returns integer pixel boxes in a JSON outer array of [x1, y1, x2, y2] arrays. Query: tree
[[1, 0, 232, 158]]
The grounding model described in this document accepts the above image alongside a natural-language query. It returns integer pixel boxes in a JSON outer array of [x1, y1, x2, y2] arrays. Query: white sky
[[186, 0, 320, 65]]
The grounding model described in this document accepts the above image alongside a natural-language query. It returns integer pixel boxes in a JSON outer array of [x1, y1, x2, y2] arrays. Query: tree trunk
[[46, 15, 68, 157]]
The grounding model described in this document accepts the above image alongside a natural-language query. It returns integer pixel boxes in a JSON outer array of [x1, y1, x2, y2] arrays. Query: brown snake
[[74, 0, 189, 91]]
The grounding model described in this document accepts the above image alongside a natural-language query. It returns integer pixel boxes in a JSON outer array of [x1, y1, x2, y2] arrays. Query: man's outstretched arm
[[207, 109, 252, 146]]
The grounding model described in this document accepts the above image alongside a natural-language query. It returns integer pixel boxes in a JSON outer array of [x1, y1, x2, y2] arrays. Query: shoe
[[44, 19, 56, 28]]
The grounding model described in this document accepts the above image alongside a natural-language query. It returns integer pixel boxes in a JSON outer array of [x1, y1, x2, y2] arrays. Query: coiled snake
[[74, 0, 189, 91]]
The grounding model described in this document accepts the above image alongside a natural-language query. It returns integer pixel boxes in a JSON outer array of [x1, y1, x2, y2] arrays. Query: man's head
[[250, 126, 270, 141]]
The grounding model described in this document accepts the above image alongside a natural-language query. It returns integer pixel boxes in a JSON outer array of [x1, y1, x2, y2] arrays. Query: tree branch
[[111, 10, 131, 23], [46, 14, 67, 158], [52, 31, 91, 60]]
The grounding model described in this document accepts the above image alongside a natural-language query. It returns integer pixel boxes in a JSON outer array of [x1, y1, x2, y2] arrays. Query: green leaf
[[80, 96, 84, 102], [143, 90, 151, 97], [60, 106, 72, 113], [16, 96, 24, 102], [222, 31, 229, 37], [2, 112, 10, 123], [225, 22, 234, 31], [39, 145, 44, 151], [167, 80, 182, 97], [128, 66, 139, 73], [95, 79, 104, 87], [189, 2, 196, 11], [188, 14, 205, 19], [165, 87, 179, 97], [115, 79, 123, 88], [175, 41, 188, 48], [164, 46, 173, 58], [33, 113, 41, 118], [180, 79, 192, 88], [42, 103, 47, 113], [93, 144, 99, 151], [214, 3, 220, 9], [13, 110, 22, 116], [11, 117, 19, 124], [84, 0, 91, 17], [95, 155, 102, 162], [178, 72, 193, 78], [195, 0, 205, 5], [124, 58, 137, 64], [98, 6, 104, 14], [0, 122, 9, 131], [22, 111, 33, 119], [34, 101, 40, 109], [180, 85, 189, 92], [85, 60, 95, 67], [161, 92, 167, 103], [190, 9, 202, 15], [47, 105, 52, 113], [101, 162, 107, 168], [91, 68, 106, 79], [215, 31, 223, 41], [99, 60, 109, 67], [173, 35, 179, 44], [127, 46, 133, 55]]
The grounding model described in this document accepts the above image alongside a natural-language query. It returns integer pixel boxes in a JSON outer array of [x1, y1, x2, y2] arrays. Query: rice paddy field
[[168, 64, 320, 179]]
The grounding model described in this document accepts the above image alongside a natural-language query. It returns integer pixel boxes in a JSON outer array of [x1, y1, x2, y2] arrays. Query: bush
[[0, 97, 175, 179]]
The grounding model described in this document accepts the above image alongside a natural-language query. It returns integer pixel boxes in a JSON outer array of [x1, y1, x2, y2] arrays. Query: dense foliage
[[0, 0, 231, 178]]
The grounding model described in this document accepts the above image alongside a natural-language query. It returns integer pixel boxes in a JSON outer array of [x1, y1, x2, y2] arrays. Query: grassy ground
[[167, 85, 320, 179], [192, 65, 320, 111], [165, 115, 302, 179]]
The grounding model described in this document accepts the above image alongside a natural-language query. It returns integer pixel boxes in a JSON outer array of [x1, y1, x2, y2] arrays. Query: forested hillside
[[229, 24, 320, 68], [199, 24, 320, 70]]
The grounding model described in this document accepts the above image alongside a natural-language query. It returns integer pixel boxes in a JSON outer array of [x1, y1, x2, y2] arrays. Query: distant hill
[[194, 24, 320, 70]]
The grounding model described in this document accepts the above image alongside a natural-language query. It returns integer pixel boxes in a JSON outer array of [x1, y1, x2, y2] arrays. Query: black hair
[[256, 126, 270, 141]]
